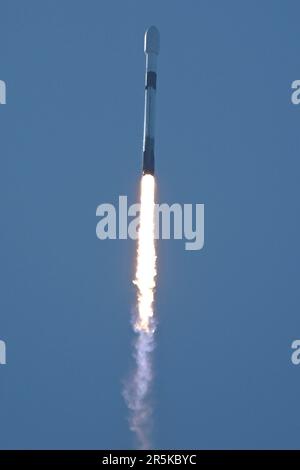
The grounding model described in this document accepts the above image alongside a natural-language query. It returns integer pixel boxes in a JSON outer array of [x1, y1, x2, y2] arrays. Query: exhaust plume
[[124, 174, 157, 449]]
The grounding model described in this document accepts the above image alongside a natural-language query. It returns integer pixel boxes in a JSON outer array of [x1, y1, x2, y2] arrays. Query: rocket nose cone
[[144, 26, 160, 55]]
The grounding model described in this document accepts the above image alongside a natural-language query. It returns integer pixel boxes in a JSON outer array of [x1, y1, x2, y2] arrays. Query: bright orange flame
[[134, 174, 157, 332]]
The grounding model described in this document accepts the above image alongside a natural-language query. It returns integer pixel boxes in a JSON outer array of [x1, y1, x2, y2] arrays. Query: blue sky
[[0, 0, 300, 449]]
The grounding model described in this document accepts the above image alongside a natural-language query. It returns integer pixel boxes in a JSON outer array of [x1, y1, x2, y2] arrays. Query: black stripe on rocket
[[143, 137, 155, 175], [146, 71, 157, 90]]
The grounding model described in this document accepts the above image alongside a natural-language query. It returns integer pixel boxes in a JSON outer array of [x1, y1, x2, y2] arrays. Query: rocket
[[142, 26, 160, 175]]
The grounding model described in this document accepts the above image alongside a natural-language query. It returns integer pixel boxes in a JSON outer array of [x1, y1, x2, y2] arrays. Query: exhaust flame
[[124, 174, 157, 449], [134, 175, 157, 333]]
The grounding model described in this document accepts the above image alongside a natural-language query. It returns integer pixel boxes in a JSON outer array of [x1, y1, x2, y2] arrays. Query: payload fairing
[[142, 26, 160, 175]]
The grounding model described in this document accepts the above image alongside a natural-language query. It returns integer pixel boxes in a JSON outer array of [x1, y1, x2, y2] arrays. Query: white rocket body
[[142, 26, 160, 175]]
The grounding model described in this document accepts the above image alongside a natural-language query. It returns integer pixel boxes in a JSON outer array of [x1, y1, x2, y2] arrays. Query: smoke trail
[[124, 174, 157, 449]]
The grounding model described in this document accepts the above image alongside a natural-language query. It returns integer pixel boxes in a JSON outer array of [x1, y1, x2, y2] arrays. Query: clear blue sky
[[1, 0, 300, 449]]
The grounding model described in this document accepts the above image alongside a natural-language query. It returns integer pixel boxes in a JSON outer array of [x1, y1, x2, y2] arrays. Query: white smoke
[[124, 330, 155, 449]]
